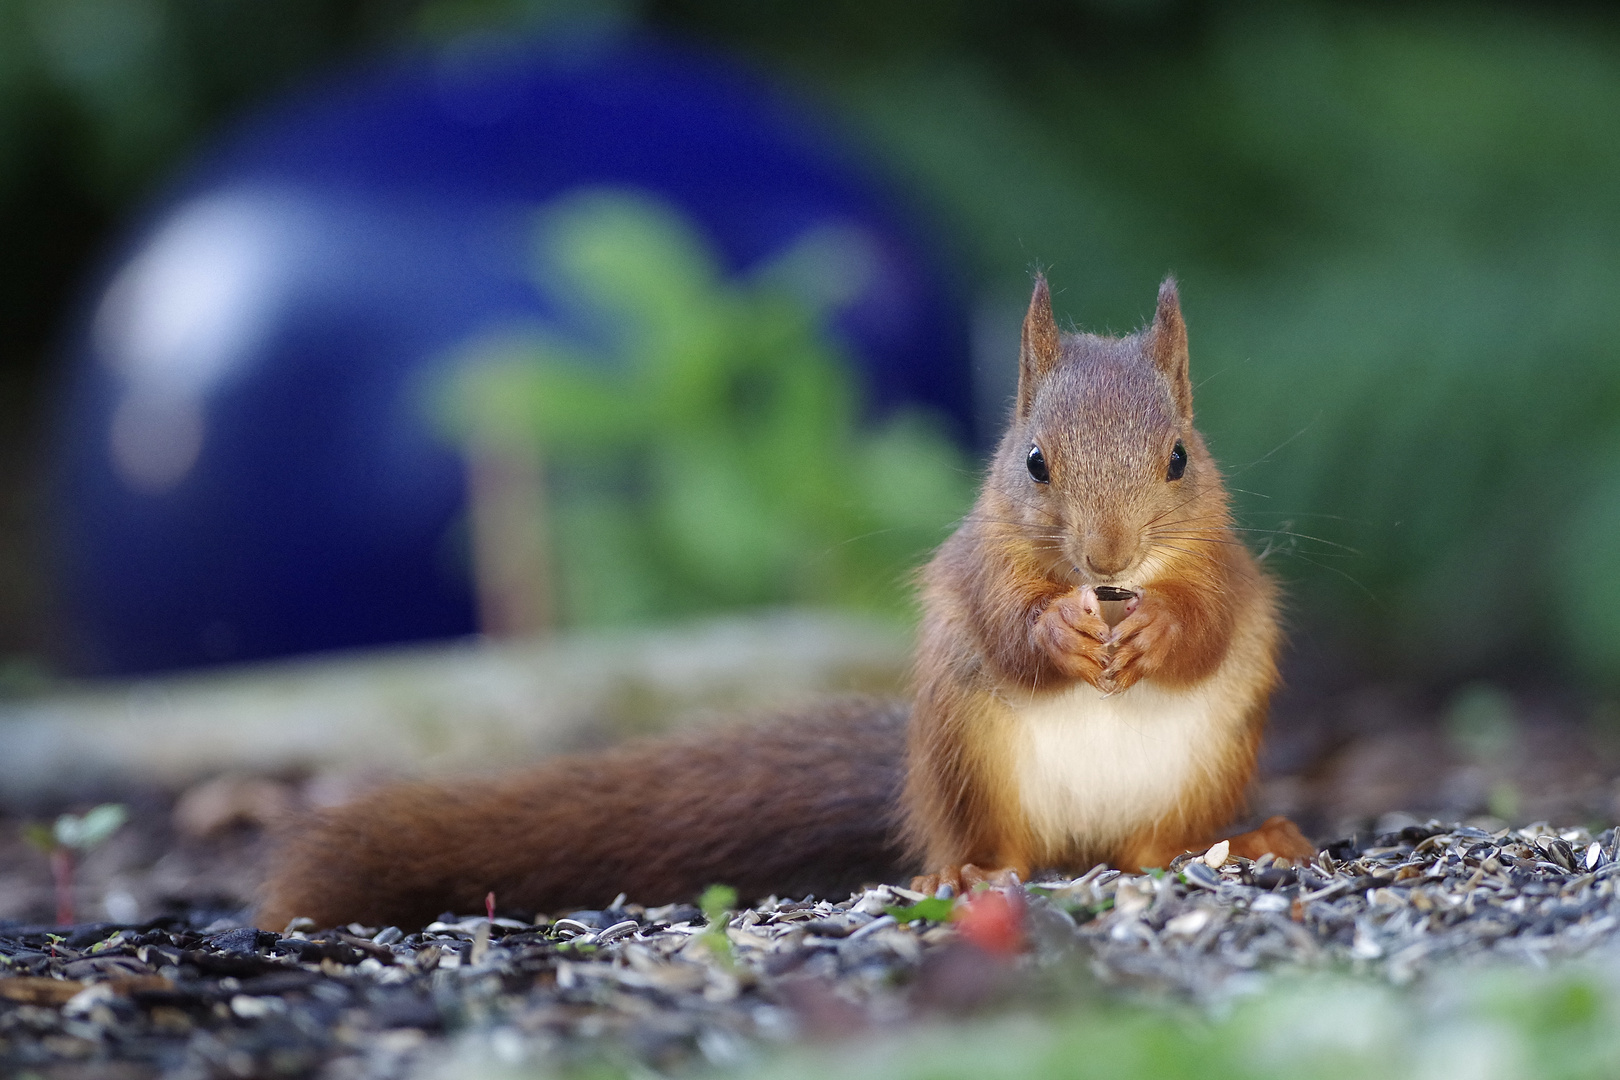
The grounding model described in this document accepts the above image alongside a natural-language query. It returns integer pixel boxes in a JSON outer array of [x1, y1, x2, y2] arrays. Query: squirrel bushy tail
[[257, 699, 910, 931]]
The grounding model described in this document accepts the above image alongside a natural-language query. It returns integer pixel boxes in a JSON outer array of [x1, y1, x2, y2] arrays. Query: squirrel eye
[[1027, 444, 1050, 484], [1166, 440, 1188, 482]]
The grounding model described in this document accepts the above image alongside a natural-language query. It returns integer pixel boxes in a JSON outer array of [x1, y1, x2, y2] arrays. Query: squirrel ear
[[1017, 274, 1061, 419], [1149, 276, 1193, 419]]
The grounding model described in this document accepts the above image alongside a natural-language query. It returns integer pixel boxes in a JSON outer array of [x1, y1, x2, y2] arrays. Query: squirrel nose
[[1085, 551, 1133, 578], [1084, 526, 1137, 578]]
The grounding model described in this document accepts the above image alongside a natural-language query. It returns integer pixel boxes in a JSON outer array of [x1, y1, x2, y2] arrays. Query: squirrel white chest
[[1006, 677, 1240, 851]]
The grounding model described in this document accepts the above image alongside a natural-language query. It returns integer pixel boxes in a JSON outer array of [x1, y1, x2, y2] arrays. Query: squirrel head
[[985, 274, 1229, 588]]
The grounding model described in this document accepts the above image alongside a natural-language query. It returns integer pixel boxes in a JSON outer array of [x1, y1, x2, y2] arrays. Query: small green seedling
[[885, 896, 958, 924], [22, 803, 129, 926], [697, 883, 737, 966]]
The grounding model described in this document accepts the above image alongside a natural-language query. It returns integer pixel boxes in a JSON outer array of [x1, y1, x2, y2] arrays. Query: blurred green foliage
[[19, 802, 127, 855], [696, 882, 736, 965], [442, 961, 1620, 1080], [777, 3, 1620, 685], [886, 896, 956, 923], [444, 189, 972, 626], [5, 0, 1620, 687], [731, 964, 1620, 1080]]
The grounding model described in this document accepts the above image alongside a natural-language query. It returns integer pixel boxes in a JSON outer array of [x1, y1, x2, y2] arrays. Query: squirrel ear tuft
[[1149, 276, 1192, 419], [1017, 274, 1061, 419]]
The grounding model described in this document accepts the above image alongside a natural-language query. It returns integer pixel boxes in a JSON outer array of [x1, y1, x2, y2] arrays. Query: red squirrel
[[256, 276, 1311, 932], [904, 276, 1310, 894]]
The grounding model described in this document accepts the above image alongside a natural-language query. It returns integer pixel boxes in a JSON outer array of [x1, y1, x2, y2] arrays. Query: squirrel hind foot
[[910, 863, 1025, 898], [1223, 815, 1317, 864]]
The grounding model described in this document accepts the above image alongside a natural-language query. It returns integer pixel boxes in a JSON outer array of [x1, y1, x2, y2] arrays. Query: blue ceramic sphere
[[51, 33, 971, 675]]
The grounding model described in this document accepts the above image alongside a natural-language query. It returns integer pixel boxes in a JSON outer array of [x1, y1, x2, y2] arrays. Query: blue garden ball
[[51, 32, 971, 676]]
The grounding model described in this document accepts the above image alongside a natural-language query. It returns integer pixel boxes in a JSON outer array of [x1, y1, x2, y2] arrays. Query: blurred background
[[2, 0, 1620, 918]]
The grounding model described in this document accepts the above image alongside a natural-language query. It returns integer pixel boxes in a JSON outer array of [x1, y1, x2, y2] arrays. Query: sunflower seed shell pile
[[1, 820, 1617, 1078]]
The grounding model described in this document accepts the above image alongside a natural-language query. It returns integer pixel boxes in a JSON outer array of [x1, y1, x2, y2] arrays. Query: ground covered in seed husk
[[6, 819, 1620, 1079]]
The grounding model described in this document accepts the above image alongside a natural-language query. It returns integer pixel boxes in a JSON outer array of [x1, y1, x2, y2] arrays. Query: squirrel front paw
[[1032, 590, 1112, 686], [1098, 593, 1178, 693]]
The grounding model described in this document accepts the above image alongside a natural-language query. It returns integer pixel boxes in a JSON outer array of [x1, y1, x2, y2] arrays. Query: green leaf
[[55, 803, 128, 851], [20, 822, 55, 854], [696, 883, 737, 966], [538, 188, 723, 337], [698, 884, 737, 925], [885, 897, 958, 924], [1070, 897, 1115, 921]]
